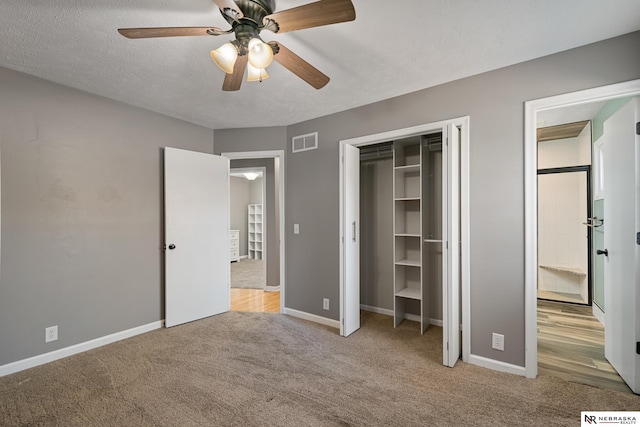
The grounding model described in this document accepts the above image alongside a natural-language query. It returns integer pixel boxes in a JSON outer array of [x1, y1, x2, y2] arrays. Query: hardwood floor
[[537, 300, 632, 394], [231, 288, 280, 313]]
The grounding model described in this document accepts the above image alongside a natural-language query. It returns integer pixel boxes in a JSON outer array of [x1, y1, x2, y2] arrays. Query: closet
[[360, 132, 444, 333]]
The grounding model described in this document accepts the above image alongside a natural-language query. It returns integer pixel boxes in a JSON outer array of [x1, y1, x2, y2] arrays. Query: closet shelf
[[395, 259, 421, 267], [393, 137, 427, 333], [395, 288, 421, 300], [539, 265, 586, 276], [395, 197, 420, 201], [394, 164, 420, 173]]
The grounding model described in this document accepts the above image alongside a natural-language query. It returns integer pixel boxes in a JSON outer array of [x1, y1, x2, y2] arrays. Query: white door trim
[[222, 150, 286, 312], [339, 117, 470, 366], [523, 79, 640, 379]]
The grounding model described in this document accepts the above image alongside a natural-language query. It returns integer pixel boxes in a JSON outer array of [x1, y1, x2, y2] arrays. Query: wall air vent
[[292, 132, 318, 153]]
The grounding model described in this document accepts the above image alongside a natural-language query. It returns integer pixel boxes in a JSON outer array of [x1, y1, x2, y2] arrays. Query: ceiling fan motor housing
[[222, 0, 277, 54], [221, 0, 275, 27]]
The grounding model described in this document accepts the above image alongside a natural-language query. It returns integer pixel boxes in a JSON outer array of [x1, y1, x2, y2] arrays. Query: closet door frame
[[339, 116, 470, 365]]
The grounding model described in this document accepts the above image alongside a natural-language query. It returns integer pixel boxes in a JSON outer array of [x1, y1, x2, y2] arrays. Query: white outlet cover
[[492, 333, 504, 351], [45, 325, 58, 343]]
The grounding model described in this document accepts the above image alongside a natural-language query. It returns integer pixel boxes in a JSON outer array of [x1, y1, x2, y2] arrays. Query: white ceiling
[[1, 1, 639, 130]]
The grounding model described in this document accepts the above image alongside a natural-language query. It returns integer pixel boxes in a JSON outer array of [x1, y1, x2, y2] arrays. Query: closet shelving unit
[[248, 204, 263, 260], [393, 137, 427, 333]]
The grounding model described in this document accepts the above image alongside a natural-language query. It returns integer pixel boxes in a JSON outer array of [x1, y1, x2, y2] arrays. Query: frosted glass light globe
[[247, 38, 273, 70], [210, 42, 238, 74]]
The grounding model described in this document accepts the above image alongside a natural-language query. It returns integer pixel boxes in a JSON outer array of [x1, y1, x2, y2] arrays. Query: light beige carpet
[[1, 311, 637, 426], [231, 258, 265, 289]]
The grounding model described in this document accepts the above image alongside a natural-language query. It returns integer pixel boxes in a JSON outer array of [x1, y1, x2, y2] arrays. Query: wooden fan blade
[[222, 55, 248, 91], [263, 0, 355, 33], [118, 27, 227, 39], [271, 43, 329, 89], [212, 0, 244, 20]]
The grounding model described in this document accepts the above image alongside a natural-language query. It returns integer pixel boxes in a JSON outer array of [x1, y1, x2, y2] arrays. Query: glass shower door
[[537, 168, 591, 305]]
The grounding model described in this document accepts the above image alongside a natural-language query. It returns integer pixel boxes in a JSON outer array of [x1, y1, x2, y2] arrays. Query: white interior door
[[443, 124, 461, 367], [342, 143, 360, 336], [603, 97, 639, 394], [164, 147, 230, 328]]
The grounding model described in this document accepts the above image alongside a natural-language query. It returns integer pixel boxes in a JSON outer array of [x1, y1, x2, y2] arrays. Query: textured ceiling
[[1, 0, 639, 130]]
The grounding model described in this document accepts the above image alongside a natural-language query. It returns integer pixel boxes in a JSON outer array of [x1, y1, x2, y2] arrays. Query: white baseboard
[[467, 354, 527, 377], [0, 320, 164, 377], [361, 304, 393, 316], [592, 303, 605, 326], [239, 255, 248, 259], [360, 305, 442, 326], [430, 318, 444, 327], [265, 285, 280, 292], [283, 308, 340, 329]]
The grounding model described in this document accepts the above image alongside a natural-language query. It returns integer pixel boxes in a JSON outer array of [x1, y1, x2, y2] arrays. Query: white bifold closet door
[[342, 143, 360, 336], [443, 123, 460, 368], [164, 148, 230, 328]]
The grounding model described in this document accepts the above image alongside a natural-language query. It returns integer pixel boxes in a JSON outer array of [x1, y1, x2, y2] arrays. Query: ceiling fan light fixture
[[247, 62, 269, 82], [210, 42, 238, 74], [247, 37, 274, 70]]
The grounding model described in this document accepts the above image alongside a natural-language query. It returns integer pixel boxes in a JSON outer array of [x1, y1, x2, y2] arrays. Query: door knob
[[168, 244, 176, 250], [596, 249, 608, 256]]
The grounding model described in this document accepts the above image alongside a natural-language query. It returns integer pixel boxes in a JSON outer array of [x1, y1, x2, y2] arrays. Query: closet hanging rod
[[424, 239, 444, 243], [422, 142, 443, 152]]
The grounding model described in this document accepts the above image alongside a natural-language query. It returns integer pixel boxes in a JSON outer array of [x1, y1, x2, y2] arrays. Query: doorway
[[339, 117, 470, 367], [229, 167, 267, 289], [524, 80, 640, 394], [222, 150, 286, 314]]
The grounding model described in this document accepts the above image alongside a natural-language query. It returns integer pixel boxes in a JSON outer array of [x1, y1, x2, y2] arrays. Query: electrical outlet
[[492, 333, 504, 351], [45, 325, 58, 343], [323, 298, 330, 310], [294, 224, 300, 235]]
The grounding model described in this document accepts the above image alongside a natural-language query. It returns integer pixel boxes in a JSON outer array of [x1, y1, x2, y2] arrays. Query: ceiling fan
[[118, 0, 356, 91]]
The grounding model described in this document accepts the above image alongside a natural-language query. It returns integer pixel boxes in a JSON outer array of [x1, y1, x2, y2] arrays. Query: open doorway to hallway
[[535, 101, 630, 393], [223, 150, 286, 315], [526, 80, 640, 394], [230, 167, 267, 294]]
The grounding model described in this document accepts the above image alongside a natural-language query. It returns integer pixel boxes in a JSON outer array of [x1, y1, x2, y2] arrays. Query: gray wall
[[230, 176, 251, 256], [0, 67, 214, 365], [360, 158, 394, 311], [423, 147, 443, 322], [282, 31, 640, 367], [250, 177, 263, 205]]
